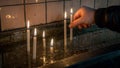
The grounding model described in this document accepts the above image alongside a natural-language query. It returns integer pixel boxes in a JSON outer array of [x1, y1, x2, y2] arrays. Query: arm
[[69, 6, 120, 32], [95, 6, 120, 32]]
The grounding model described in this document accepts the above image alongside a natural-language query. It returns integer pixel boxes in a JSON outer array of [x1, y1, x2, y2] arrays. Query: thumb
[[69, 18, 82, 28]]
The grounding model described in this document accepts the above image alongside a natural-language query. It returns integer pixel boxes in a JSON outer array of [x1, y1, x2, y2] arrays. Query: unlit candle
[[33, 28, 37, 60]]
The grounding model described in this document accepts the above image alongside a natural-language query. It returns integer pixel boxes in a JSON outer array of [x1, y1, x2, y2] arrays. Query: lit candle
[[33, 28, 37, 60], [43, 31, 46, 49], [27, 20, 30, 54], [70, 8, 73, 41], [64, 11, 67, 46], [50, 38, 54, 53], [42, 30, 46, 65], [50, 38, 54, 63], [27, 20, 31, 68]]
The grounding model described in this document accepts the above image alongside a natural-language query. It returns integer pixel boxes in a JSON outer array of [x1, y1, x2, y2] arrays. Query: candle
[[50, 38, 54, 54], [33, 28, 37, 60], [42, 30, 46, 65], [50, 38, 54, 63], [64, 11, 67, 46], [27, 20, 30, 54], [43, 31, 46, 49], [50, 38, 54, 47], [27, 20, 31, 68], [70, 8, 73, 41]]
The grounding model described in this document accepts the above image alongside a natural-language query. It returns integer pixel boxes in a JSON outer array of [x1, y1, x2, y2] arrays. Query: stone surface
[[0, 22, 120, 68]]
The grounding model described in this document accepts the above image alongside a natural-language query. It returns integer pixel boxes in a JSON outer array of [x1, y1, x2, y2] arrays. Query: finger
[[82, 24, 88, 28], [69, 18, 81, 28], [73, 10, 81, 20], [78, 25, 82, 29]]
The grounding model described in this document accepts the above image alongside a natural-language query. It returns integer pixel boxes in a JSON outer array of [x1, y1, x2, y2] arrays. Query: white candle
[[64, 11, 67, 46], [33, 28, 37, 60], [27, 20, 31, 68], [27, 20, 30, 54], [50, 38, 54, 54], [50, 39, 54, 55], [70, 8, 73, 41], [42, 30, 46, 65], [50, 38, 54, 63], [43, 31, 46, 49], [50, 38, 54, 47]]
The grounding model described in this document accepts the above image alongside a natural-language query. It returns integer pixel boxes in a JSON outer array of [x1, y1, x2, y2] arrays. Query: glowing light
[[27, 20, 30, 29], [50, 38, 54, 47], [64, 11, 67, 19], [70, 8, 73, 14], [34, 28, 37, 36], [43, 30, 45, 38], [6, 15, 11, 19]]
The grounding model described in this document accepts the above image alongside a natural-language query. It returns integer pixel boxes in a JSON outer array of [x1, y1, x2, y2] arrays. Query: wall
[[0, 0, 120, 31]]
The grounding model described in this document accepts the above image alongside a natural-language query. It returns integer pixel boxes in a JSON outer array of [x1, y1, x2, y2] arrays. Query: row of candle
[[27, 21, 54, 62], [64, 8, 73, 46], [26, 8, 73, 63]]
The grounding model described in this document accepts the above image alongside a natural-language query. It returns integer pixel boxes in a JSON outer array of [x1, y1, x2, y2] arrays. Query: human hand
[[69, 6, 95, 29]]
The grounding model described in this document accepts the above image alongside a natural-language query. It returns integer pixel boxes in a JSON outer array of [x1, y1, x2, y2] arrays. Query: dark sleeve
[[95, 6, 120, 32]]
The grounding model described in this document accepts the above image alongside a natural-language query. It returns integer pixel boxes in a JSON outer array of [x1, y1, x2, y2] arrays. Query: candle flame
[[70, 8, 73, 14], [34, 28, 37, 36], [43, 31, 45, 38], [50, 38, 54, 47], [27, 20, 30, 28], [64, 11, 67, 19]]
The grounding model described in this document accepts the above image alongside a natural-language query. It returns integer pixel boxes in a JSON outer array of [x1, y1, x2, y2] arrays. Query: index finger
[[69, 18, 81, 28], [73, 9, 81, 20]]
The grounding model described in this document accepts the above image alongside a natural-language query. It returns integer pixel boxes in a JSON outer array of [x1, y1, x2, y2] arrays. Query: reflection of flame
[[50, 38, 54, 47], [50, 60, 54, 64], [34, 28, 37, 36], [12, 16, 15, 19], [6, 14, 16, 19], [43, 30, 45, 38], [64, 11, 67, 19], [43, 56, 46, 64], [6, 15, 11, 19]]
